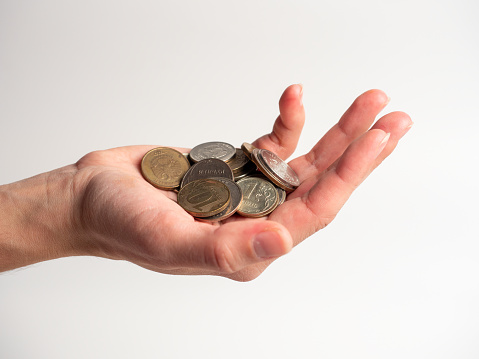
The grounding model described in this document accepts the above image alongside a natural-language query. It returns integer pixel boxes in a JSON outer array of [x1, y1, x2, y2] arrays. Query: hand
[[0, 85, 412, 280]]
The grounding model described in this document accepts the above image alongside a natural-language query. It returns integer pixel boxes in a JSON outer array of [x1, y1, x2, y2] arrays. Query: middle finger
[[289, 89, 389, 181]]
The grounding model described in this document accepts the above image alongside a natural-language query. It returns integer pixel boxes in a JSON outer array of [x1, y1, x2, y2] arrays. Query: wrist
[[0, 165, 88, 271]]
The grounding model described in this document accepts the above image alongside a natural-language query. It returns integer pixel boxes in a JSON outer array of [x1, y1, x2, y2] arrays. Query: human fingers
[[252, 84, 305, 160], [145, 219, 293, 281], [290, 89, 389, 180], [369, 111, 413, 168], [226, 113, 412, 279], [270, 129, 390, 242]]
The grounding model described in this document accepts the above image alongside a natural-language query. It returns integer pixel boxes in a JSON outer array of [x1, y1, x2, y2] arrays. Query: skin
[[0, 85, 413, 281]]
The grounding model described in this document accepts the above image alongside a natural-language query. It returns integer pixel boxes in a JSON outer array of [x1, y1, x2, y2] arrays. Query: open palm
[[74, 85, 412, 281]]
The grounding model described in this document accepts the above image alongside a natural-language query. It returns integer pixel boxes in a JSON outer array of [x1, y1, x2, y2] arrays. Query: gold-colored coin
[[141, 147, 190, 190], [236, 177, 279, 218], [197, 178, 243, 222], [177, 179, 231, 218], [241, 142, 257, 160]]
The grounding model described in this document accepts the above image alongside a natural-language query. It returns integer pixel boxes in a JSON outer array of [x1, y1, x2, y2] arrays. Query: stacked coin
[[141, 141, 300, 221], [226, 148, 257, 180]]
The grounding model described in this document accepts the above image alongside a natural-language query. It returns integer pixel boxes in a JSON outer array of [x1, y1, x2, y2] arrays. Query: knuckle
[[76, 150, 103, 168], [206, 241, 242, 274]]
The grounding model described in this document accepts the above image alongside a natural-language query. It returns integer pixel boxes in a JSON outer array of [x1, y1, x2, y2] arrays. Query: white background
[[1, 1, 478, 358]]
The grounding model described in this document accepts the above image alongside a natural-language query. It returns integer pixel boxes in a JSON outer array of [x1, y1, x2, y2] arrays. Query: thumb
[[171, 220, 293, 274]]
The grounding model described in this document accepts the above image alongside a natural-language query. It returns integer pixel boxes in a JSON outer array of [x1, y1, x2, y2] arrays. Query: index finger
[[252, 84, 305, 160]]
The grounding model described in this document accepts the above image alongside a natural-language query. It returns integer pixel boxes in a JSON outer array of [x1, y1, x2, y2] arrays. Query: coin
[[227, 148, 257, 180], [259, 149, 300, 187], [177, 179, 231, 218], [181, 158, 234, 188], [247, 172, 287, 206], [141, 141, 293, 219], [189, 142, 236, 163], [198, 178, 243, 222], [252, 150, 294, 192], [233, 166, 256, 181], [141, 147, 190, 190], [241, 142, 257, 160], [228, 148, 251, 173], [252, 149, 300, 192], [276, 186, 287, 206], [236, 177, 279, 217]]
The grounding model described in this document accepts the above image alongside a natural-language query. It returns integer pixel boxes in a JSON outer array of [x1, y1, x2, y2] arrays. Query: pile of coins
[[140, 141, 300, 221]]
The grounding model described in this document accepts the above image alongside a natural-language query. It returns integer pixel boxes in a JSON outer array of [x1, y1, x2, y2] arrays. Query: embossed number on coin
[[199, 178, 243, 222], [236, 177, 279, 217], [177, 179, 231, 218]]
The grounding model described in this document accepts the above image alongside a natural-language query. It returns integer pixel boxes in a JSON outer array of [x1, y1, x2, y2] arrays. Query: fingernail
[[253, 230, 286, 259], [378, 132, 391, 152], [385, 96, 391, 106]]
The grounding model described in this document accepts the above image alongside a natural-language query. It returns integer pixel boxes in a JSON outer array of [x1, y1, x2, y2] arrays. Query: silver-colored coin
[[232, 157, 257, 180], [198, 178, 243, 222], [247, 172, 286, 206], [228, 148, 253, 174], [259, 149, 300, 187], [252, 149, 295, 192], [252, 149, 300, 192], [181, 158, 234, 188], [189, 142, 236, 163], [233, 165, 256, 181], [236, 177, 279, 218], [276, 186, 287, 206]]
